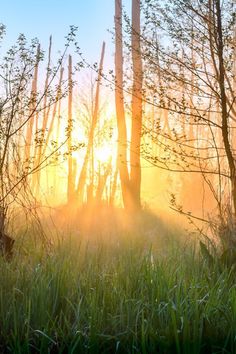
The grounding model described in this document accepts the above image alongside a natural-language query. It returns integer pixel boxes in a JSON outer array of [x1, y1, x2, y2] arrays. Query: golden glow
[[95, 145, 113, 164]]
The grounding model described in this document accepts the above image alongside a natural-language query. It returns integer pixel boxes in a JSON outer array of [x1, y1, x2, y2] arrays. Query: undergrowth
[[0, 210, 235, 353]]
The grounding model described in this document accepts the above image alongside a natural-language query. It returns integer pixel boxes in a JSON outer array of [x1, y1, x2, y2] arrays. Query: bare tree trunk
[[115, 0, 133, 209], [189, 26, 195, 142], [215, 0, 236, 215], [24, 44, 40, 168], [67, 55, 74, 203], [41, 36, 53, 138], [33, 37, 52, 195], [130, 0, 143, 210], [110, 165, 118, 206], [76, 42, 106, 203], [53, 72, 63, 197], [42, 67, 64, 154], [231, 26, 236, 151], [96, 162, 112, 204]]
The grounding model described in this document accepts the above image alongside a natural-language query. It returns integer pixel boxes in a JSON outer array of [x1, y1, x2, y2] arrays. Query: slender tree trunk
[[130, 0, 143, 210], [96, 162, 112, 204], [189, 26, 195, 142], [110, 164, 118, 206], [42, 67, 64, 155], [53, 70, 63, 197], [115, 0, 132, 209], [232, 26, 236, 150], [180, 50, 186, 136], [76, 42, 106, 203], [41, 36, 52, 137], [33, 37, 52, 195], [24, 44, 40, 168], [67, 55, 74, 203], [215, 0, 236, 215]]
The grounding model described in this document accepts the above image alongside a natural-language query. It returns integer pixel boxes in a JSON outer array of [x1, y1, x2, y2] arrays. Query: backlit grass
[[0, 227, 235, 353]]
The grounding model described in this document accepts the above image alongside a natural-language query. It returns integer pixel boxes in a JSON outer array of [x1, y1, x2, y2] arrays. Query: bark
[[110, 162, 118, 206], [41, 36, 52, 138], [96, 163, 112, 204], [115, 0, 133, 209], [42, 67, 64, 155], [24, 44, 40, 166], [215, 0, 236, 215], [189, 27, 195, 142], [130, 0, 143, 209], [67, 55, 74, 203], [33, 37, 52, 194], [163, 109, 171, 135], [53, 68, 64, 195], [76, 42, 106, 203]]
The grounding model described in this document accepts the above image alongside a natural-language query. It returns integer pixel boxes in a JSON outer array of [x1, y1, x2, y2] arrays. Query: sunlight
[[95, 145, 113, 164], [2, 0, 235, 352]]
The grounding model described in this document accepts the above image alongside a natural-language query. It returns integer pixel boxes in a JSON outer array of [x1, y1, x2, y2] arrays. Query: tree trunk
[[53, 71, 63, 197], [67, 55, 74, 203], [115, 0, 133, 209], [215, 0, 236, 215], [96, 162, 112, 204], [130, 0, 143, 210], [42, 66, 64, 155], [24, 44, 40, 168], [33, 37, 52, 195], [76, 42, 106, 203]]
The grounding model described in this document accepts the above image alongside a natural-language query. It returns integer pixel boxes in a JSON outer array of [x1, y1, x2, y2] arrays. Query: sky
[[1, 0, 130, 67]]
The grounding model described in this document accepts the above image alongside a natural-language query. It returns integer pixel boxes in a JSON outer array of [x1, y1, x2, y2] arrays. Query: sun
[[95, 145, 113, 164]]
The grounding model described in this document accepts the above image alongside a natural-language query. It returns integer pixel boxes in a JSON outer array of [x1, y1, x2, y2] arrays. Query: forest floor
[[0, 207, 235, 353]]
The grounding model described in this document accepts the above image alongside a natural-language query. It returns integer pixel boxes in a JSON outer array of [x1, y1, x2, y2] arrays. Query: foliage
[[0, 26, 79, 242], [0, 231, 236, 353]]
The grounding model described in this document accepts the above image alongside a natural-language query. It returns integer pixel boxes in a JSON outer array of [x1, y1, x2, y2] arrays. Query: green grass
[[0, 228, 236, 353]]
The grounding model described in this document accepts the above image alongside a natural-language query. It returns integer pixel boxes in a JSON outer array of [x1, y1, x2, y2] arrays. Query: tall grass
[[0, 228, 236, 353]]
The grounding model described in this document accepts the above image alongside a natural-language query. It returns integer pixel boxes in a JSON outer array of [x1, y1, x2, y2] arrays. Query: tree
[[115, 0, 131, 209], [0, 25, 78, 251], [140, 0, 236, 246], [130, 0, 143, 209], [67, 54, 74, 203], [32, 36, 52, 196], [114, 0, 143, 211], [76, 42, 106, 204]]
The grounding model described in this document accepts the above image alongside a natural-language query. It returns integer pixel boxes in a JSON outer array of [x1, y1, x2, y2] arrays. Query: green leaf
[[200, 241, 214, 266]]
